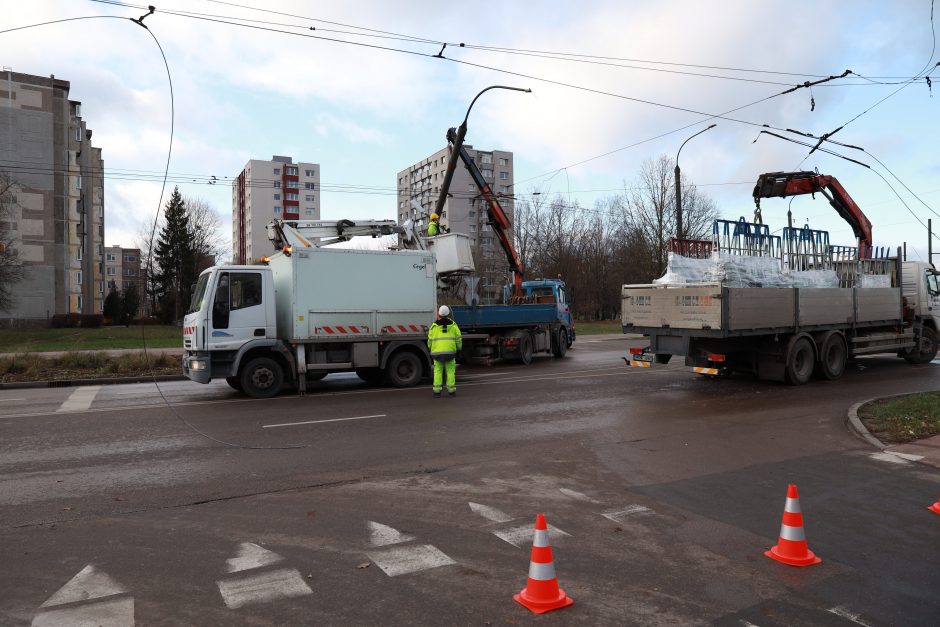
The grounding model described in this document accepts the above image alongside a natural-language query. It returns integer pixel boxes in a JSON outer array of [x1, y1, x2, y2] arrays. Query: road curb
[[846, 390, 938, 450], [0, 374, 186, 390]]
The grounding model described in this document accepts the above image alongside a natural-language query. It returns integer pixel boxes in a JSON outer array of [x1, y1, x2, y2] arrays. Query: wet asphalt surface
[[1, 334, 939, 625]]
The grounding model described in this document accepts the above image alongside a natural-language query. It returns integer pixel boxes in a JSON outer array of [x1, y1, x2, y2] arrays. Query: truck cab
[[507, 278, 575, 335], [183, 265, 278, 384]]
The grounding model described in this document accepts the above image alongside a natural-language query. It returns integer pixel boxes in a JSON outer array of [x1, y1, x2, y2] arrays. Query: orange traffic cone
[[929, 497, 940, 515], [514, 514, 574, 614], [764, 484, 822, 567]]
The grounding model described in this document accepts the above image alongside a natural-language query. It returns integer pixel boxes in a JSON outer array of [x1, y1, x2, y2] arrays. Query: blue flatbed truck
[[451, 278, 575, 364]]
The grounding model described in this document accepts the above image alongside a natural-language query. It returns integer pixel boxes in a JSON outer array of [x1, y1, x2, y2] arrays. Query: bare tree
[[183, 195, 227, 268], [0, 172, 25, 313]]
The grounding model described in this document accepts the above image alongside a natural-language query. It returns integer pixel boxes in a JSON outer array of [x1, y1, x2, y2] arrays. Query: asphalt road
[[1, 335, 939, 626]]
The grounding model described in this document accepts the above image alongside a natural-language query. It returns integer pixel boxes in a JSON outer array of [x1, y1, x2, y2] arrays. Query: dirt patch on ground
[[0, 352, 180, 383], [858, 391, 940, 444]]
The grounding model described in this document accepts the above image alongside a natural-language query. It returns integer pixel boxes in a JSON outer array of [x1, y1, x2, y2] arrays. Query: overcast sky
[[2, 0, 939, 262]]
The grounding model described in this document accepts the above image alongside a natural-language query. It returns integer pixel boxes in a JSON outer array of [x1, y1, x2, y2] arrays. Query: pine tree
[[103, 287, 122, 323], [153, 187, 197, 323], [121, 283, 140, 325]]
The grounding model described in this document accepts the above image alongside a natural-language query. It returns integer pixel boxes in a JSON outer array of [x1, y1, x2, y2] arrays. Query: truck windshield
[[187, 273, 210, 314]]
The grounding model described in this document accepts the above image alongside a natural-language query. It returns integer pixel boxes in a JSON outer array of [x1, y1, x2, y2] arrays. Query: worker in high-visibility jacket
[[427, 213, 441, 236], [427, 305, 462, 398]]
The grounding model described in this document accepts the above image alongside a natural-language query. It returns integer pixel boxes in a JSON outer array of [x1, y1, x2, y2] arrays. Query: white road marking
[[493, 523, 570, 549], [0, 397, 26, 402], [739, 621, 761, 627], [827, 605, 873, 627], [33, 565, 133, 627], [217, 568, 312, 610], [558, 487, 599, 503], [40, 564, 126, 607], [367, 521, 415, 547], [263, 414, 386, 428], [602, 505, 652, 524], [226, 543, 284, 573], [869, 452, 912, 465], [56, 386, 101, 413], [32, 597, 134, 627], [367, 543, 456, 577], [468, 501, 514, 523]]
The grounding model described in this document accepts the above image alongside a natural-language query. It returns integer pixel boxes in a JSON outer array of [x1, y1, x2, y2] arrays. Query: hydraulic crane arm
[[267, 219, 403, 251], [753, 171, 873, 258], [435, 126, 525, 297]]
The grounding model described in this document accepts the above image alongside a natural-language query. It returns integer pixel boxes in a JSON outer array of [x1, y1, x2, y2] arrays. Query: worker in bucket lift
[[427, 213, 441, 236], [427, 305, 462, 398]]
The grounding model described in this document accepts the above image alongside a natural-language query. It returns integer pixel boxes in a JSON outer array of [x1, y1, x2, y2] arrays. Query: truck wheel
[[225, 376, 242, 391], [816, 332, 847, 380], [552, 328, 568, 357], [785, 337, 815, 385], [905, 327, 938, 364], [384, 351, 422, 388], [356, 368, 384, 385], [519, 333, 534, 365], [240, 357, 284, 398]]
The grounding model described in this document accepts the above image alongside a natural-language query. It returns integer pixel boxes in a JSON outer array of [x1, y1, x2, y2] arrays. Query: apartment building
[[232, 156, 320, 264], [105, 245, 146, 316], [0, 70, 105, 322], [396, 145, 514, 301]]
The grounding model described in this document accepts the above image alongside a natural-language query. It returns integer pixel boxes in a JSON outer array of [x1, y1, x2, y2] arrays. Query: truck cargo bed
[[452, 303, 562, 331]]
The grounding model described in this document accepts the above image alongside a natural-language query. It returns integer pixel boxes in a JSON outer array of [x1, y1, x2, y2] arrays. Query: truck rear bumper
[[182, 352, 212, 384]]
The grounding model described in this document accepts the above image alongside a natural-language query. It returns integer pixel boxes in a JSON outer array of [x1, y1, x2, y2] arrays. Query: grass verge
[[0, 351, 180, 382], [858, 391, 940, 444], [575, 320, 623, 335], [0, 326, 181, 353]]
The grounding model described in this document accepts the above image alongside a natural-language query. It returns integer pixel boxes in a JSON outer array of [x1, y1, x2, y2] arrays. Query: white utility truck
[[182, 219, 472, 398], [622, 171, 940, 384]]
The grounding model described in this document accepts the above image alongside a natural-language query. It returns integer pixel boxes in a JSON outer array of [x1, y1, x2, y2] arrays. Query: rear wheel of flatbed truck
[[785, 336, 815, 385], [384, 351, 423, 388], [816, 331, 847, 380], [518, 333, 534, 365], [240, 357, 284, 399], [552, 328, 568, 358], [356, 368, 384, 385]]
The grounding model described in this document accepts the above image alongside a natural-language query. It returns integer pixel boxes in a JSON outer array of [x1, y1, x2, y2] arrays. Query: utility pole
[[674, 124, 717, 239], [930, 218, 933, 265]]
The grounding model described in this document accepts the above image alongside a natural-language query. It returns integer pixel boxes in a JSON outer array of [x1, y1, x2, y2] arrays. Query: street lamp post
[[674, 124, 717, 240], [433, 85, 531, 219]]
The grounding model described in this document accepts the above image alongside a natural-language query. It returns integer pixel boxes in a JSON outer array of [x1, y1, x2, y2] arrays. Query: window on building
[[76, 271, 82, 285], [286, 166, 298, 176], [99, 281, 104, 294], [274, 181, 281, 188], [469, 224, 476, 232], [274, 206, 281, 215], [77, 295, 83, 312], [305, 208, 315, 216], [106, 267, 116, 276], [76, 175, 82, 189], [124, 254, 136, 262], [273, 168, 281, 175], [304, 182, 316, 190], [499, 158, 508, 166], [305, 169, 315, 177], [106, 253, 116, 261], [75, 127, 82, 142], [73, 103, 81, 116], [499, 171, 509, 180], [469, 211, 476, 218], [305, 195, 314, 202], [274, 193, 281, 200], [98, 225, 103, 236], [482, 169, 493, 179], [480, 153, 492, 164], [124, 268, 136, 276], [499, 186, 509, 194], [95, 244, 101, 255], [77, 245, 82, 261], [286, 180, 299, 189], [286, 193, 298, 201]]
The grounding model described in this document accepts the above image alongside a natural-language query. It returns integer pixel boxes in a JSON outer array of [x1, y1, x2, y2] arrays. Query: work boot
[[447, 391, 456, 398], [433, 391, 441, 398]]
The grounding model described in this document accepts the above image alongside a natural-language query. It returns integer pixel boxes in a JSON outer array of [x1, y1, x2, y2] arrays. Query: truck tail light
[[629, 347, 644, 355], [708, 353, 726, 362]]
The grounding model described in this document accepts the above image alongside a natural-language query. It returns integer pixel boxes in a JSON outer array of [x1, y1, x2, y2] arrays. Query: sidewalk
[[0, 347, 182, 359], [847, 396, 940, 470]]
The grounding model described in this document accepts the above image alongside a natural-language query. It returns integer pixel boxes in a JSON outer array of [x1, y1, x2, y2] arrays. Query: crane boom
[[753, 171, 873, 258], [267, 219, 403, 251]]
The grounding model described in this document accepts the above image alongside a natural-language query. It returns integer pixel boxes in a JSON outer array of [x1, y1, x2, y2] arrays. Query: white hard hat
[[438, 305, 451, 317]]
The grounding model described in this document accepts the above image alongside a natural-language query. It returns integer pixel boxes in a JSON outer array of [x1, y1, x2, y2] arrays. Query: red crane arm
[[753, 171, 873, 257]]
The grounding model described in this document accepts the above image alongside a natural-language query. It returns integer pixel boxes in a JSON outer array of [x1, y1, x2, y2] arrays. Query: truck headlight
[[190, 359, 207, 371]]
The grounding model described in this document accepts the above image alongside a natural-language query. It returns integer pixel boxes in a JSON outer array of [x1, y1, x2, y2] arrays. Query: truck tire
[[816, 332, 847, 380], [552, 328, 568, 358], [785, 337, 815, 385], [225, 376, 242, 391], [905, 327, 939, 364], [384, 351, 423, 388], [356, 368, 384, 385], [240, 357, 284, 398], [519, 333, 534, 365]]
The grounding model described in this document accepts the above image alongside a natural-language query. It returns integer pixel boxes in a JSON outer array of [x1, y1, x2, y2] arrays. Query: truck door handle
[[254, 328, 265, 337]]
